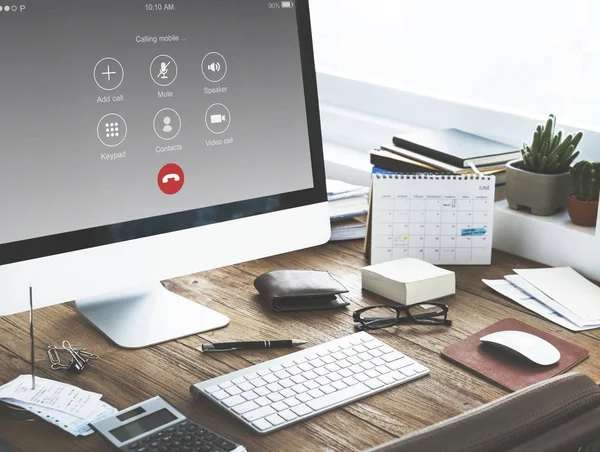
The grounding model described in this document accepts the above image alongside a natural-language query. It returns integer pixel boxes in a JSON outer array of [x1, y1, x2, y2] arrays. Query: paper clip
[[62, 341, 86, 373], [47, 343, 100, 373]]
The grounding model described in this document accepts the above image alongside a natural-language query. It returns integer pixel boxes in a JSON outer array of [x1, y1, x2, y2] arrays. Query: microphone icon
[[157, 61, 171, 79]]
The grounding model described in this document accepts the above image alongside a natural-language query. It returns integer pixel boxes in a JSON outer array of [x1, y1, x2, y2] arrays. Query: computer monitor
[[0, 0, 329, 348]]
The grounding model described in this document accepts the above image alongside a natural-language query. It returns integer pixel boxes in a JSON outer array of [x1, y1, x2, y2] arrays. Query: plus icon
[[102, 65, 116, 81]]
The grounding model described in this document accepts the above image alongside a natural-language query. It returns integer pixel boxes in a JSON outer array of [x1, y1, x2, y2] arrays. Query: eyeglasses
[[353, 302, 452, 331]]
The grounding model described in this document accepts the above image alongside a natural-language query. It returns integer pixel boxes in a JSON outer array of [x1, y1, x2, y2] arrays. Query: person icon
[[163, 116, 173, 133]]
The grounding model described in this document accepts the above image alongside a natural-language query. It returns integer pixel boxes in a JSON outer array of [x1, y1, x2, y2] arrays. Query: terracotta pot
[[567, 194, 599, 227], [505, 159, 570, 216]]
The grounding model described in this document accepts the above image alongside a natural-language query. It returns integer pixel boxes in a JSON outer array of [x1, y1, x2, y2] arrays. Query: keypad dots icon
[[97, 114, 127, 147], [105, 122, 120, 138]]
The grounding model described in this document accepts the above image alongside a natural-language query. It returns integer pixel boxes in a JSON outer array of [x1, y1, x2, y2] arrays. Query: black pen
[[202, 340, 307, 353]]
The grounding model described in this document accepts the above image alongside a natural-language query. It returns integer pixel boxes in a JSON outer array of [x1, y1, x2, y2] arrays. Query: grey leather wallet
[[254, 270, 349, 312]]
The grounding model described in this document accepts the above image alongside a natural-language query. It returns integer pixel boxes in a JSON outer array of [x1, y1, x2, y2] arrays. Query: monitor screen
[[0, 0, 324, 265]]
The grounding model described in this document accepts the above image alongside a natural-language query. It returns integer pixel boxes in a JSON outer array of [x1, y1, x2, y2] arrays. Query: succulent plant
[[571, 161, 600, 202], [521, 114, 583, 174]]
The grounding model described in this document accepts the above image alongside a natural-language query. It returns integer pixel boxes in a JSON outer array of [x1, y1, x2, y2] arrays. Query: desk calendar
[[370, 172, 495, 265]]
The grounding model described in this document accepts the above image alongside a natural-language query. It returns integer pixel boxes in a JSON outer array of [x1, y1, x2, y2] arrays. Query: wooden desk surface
[[1, 242, 599, 452]]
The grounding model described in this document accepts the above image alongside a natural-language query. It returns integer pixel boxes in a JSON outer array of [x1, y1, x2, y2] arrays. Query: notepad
[[370, 171, 495, 265]]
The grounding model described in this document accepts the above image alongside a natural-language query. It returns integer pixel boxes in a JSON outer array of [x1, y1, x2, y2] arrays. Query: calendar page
[[371, 173, 495, 265]]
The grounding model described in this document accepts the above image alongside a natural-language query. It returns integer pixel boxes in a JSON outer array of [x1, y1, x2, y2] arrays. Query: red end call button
[[158, 163, 184, 195]]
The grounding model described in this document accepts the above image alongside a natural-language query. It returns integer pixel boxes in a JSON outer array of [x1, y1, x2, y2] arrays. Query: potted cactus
[[506, 114, 583, 216], [568, 161, 600, 227]]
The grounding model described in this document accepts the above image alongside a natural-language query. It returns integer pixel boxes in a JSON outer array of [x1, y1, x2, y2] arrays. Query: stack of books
[[371, 128, 520, 199], [327, 179, 369, 241]]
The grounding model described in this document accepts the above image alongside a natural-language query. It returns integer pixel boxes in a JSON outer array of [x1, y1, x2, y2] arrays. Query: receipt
[[0, 375, 102, 419]]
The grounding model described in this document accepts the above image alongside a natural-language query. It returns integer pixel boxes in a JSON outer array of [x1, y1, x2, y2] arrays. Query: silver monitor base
[[74, 282, 229, 349]]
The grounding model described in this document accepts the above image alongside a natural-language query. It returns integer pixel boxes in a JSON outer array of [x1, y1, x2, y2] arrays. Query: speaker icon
[[207, 62, 221, 72]]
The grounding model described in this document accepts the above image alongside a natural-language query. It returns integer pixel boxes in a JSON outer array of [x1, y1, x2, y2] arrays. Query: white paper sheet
[[515, 267, 600, 321], [482, 279, 593, 331]]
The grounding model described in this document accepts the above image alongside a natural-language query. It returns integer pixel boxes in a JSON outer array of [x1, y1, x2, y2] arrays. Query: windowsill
[[323, 141, 372, 186]]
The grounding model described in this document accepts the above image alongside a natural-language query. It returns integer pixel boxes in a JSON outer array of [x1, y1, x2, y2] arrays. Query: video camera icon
[[205, 104, 231, 134]]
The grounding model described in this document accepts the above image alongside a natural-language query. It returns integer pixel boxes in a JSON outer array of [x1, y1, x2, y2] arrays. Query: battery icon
[[281, 1, 293, 8]]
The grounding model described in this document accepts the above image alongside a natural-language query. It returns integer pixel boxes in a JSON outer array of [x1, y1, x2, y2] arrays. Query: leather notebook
[[441, 318, 589, 392]]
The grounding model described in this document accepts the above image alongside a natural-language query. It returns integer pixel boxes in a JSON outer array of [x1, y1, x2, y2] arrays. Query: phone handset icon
[[162, 173, 181, 184]]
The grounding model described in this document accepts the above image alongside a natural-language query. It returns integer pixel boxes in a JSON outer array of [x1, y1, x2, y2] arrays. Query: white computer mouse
[[480, 330, 561, 366]]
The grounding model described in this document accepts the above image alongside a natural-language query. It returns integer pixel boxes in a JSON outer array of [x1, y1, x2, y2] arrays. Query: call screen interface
[[0, 1, 314, 245]]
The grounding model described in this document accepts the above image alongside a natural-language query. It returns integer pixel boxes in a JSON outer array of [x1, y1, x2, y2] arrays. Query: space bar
[[307, 383, 370, 411]]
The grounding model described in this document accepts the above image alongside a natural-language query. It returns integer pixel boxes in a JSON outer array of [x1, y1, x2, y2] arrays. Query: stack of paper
[[327, 179, 369, 221], [0, 375, 116, 436], [483, 267, 600, 331]]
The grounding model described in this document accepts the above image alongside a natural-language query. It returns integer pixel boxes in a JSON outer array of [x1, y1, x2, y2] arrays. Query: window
[[311, 0, 600, 129]]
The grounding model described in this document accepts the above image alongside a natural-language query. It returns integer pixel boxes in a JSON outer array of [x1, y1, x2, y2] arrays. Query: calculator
[[90, 396, 246, 452]]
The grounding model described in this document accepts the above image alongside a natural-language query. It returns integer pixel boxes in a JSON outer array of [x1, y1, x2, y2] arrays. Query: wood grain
[[0, 242, 598, 452]]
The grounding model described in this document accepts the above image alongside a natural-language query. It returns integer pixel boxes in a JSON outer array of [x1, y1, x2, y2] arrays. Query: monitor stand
[[74, 282, 229, 349]]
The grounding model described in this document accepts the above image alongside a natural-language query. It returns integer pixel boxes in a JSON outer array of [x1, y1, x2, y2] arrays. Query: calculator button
[[172, 440, 182, 447], [183, 435, 194, 442], [199, 444, 215, 452], [195, 428, 208, 437], [180, 420, 189, 427], [214, 438, 237, 451], [135, 448, 149, 452], [186, 424, 199, 432], [150, 441, 160, 448], [205, 433, 217, 441], [128, 443, 140, 450], [158, 447, 168, 452]]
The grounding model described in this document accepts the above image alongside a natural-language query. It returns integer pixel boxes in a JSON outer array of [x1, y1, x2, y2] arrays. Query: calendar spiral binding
[[374, 172, 492, 181]]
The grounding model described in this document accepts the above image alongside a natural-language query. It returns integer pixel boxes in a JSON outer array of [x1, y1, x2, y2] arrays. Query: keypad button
[[214, 438, 237, 451], [205, 433, 217, 442]]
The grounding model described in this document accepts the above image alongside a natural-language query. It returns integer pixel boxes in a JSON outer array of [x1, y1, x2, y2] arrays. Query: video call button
[[150, 55, 178, 87], [158, 163, 184, 195], [202, 52, 227, 83], [97, 113, 127, 147], [205, 103, 231, 134], [153, 108, 182, 140], [94, 57, 124, 91]]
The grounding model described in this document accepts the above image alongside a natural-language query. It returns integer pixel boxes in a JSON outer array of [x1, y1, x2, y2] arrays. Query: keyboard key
[[321, 355, 336, 364], [292, 384, 309, 394], [253, 418, 272, 432], [258, 369, 271, 376], [360, 361, 375, 370], [358, 352, 372, 362], [255, 397, 271, 407], [362, 335, 375, 342], [340, 342, 353, 350], [307, 383, 370, 411], [382, 352, 404, 363], [378, 365, 391, 375], [263, 374, 279, 384], [342, 376, 359, 386], [243, 406, 276, 422], [339, 368, 353, 378], [387, 358, 413, 371], [321, 384, 336, 394], [390, 371, 406, 381], [225, 386, 242, 396], [297, 392, 313, 403], [238, 382, 255, 391], [219, 381, 233, 389], [305, 353, 318, 361], [293, 357, 307, 365], [291, 404, 313, 416], [252, 378, 268, 387], [271, 401, 288, 412], [308, 388, 325, 398], [254, 386, 270, 396], [328, 372, 342, 382], [280, 388, 296, 398], [401, 366, 417, 377], [287, 366, 302, 376], [365, 369, 380, 378], [269, 365, 283, 372], [267, 393, 283, 402], [342, 348, 358, 357], [245, 373, 260, 381], [265, 414, 285, 426], [365, 341, 382, 350], [368, 349, 384, 358], [291, 375, 307, 384], [348, 356, 362, 365], [380, 345, 395, 354], [232, 377, 246, 385], [310, 358, 326, 367], [414, 364, 428, 373], [274, 370, 291, 379], [279, 409, 298, 421], [365, 379, 385, 390], [353, 345, 367, 353], [315, 367, 329, 376], [337, 359, 352, 369], [332, 352, 346, 360], [232, 401, 260, 414], [350, 337, 362, 346], [279, 378, 295, 388], [298, 362, 313, 372], [266, 383, 283, 392], [328, 345, 341, 353], [282, 361, 296, 369], [283, 397, 300, 407], [303, 370, 318, 380], [212, 390, 230, 400], [379, 373, 395, 385], [304, 380, 319, 390], [241, 390, 258, 401], [332, 381, 348, 390], [354, 373, 369, 382], [205, 385, 220, 394], [315, 376, 330, 386], [222, 395, 245, 407], [325, 363, 341, 372], [349, 364, 364, 374], [316, 349, 329, 357]]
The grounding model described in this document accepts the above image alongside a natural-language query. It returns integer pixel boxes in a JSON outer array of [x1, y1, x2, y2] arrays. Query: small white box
[[361, 258, 455, 306]]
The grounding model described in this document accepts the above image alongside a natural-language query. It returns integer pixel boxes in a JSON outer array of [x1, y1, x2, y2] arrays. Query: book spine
[[392, 136, 466, 168], [370, 153, 438, 174]]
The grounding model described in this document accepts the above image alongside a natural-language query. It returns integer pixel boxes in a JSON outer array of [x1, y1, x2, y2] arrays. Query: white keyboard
[[191, 332, 429, 434]]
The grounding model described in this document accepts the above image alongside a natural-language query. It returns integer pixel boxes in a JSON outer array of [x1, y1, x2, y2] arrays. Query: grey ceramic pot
[[505, 159, 570, 216]]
